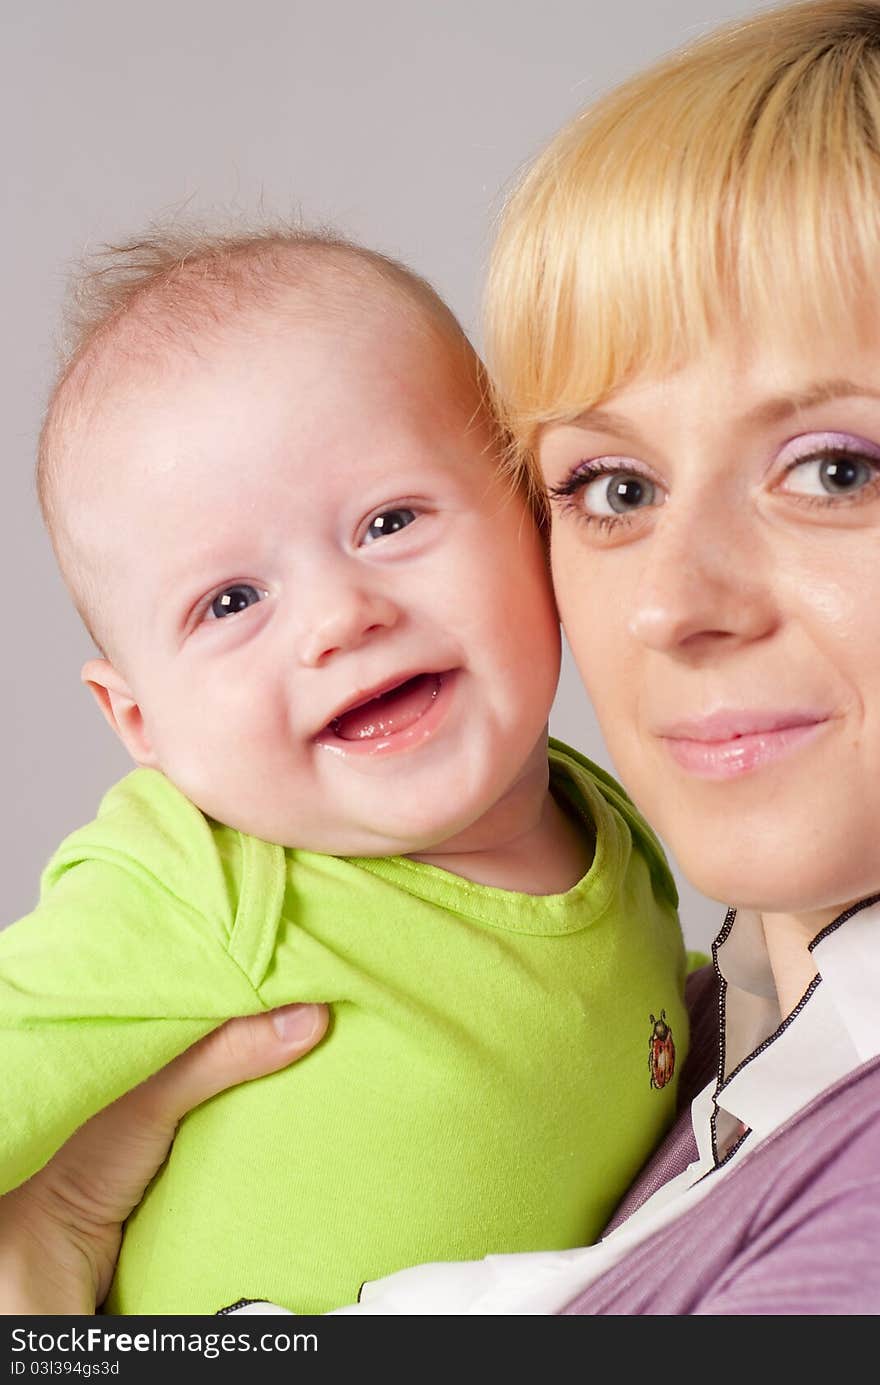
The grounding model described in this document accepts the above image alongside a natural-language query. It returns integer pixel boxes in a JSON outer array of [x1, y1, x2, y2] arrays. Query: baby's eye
[[208, 584, 267, 619], [781, 453, 876, 496], [361, 508, 417, 545]]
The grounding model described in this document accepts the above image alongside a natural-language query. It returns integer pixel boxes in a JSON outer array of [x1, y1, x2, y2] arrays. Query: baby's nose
[[297, 588, 399, 667]]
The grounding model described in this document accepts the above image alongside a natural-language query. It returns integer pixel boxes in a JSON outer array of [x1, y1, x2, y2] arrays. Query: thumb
[[144, 1004, 331, 1125]]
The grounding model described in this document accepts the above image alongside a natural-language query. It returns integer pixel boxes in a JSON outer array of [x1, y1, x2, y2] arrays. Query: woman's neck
[[760, 903, 850, 1019]]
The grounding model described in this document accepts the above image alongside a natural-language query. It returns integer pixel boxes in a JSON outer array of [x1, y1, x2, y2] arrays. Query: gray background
[[3, 0, 766, 951]]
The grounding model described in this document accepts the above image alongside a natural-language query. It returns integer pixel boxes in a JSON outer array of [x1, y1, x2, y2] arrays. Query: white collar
[[712, 896, 880, 1145]]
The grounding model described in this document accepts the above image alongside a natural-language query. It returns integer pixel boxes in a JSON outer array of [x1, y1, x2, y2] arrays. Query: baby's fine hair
[[485, 0, 880, 477], [38, 222, 483, 653]]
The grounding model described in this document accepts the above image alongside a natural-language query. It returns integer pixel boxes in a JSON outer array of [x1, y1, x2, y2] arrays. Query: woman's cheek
[[551, 534, 623, 674]]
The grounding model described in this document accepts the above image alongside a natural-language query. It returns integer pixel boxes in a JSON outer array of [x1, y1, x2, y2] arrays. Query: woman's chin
[[666, 824, 878, 924], [685, 865, 873, 928]]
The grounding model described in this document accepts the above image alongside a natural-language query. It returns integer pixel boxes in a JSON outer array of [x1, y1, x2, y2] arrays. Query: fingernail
[[271, 1003, 321, 1044]]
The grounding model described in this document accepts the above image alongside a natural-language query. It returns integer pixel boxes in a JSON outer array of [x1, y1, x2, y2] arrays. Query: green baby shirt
[[0, 741, 689, 1314]]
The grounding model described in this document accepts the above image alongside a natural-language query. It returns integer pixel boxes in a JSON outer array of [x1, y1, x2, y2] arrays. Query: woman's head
[[486, 1, 880, 921], [487, 0, 880, 461]]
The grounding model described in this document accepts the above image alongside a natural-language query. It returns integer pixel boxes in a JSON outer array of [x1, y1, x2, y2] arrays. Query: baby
[[0, 227, 689, 1314]]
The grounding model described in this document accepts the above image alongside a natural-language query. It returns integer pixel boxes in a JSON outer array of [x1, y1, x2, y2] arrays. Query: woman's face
[[540, 328, 880, 919]]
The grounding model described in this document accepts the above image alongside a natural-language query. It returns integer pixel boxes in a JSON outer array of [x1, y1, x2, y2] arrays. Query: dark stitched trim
[[808, 892, 880, 953], [716, 1121, 752, 1171], [718, 973, 823, 1097], [216, 1297, 270, 1315], [709, 907, 735, 1166], [699, 1122, 753, 1184]]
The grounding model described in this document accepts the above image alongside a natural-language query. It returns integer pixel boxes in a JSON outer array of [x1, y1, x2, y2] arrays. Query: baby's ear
[[81, 659, 158, 768]]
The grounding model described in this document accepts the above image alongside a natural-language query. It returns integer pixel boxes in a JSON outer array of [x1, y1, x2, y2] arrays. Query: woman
[[6, 0, 880, 1315]]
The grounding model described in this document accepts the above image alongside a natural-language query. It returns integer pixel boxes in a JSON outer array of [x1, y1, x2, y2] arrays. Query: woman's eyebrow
[[567, 380, 880, 435], [743, 379, 880, 426], [565, 406, 639, 439]]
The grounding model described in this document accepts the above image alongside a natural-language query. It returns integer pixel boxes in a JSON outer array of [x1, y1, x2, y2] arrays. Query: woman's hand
[[0, 1004, 329, 1315]]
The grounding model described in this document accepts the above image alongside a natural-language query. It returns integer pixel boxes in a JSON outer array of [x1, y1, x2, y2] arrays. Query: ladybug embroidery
[[648, 1010, 676, 1090]]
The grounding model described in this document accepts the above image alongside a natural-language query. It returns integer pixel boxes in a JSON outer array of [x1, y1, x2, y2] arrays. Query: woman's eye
[[546, 457, 663, 533], [572, 469, 660, 517], [208, 584, 266, 619], [362, 508, 417, 544], [781, 453, 877, 497]]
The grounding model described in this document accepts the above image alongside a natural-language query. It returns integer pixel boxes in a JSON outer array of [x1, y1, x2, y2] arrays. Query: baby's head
[[39, 227, 561, 855]]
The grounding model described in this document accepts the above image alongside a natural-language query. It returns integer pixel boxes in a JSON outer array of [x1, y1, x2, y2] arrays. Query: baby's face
[[78, 303, 561, 855]]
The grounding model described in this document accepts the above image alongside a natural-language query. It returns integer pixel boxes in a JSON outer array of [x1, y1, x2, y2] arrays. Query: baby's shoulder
[[549, 739, 679, 910], [41, 769, 283, 930], [47, 768, 216, 873]]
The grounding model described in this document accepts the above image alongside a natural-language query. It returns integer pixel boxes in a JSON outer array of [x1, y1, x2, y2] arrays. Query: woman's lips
[[659, 710, 831, 779], [315, 670, 458, 758]]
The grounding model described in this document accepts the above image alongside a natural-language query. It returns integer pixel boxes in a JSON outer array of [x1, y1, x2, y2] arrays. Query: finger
[[143, 1003, 330, 1124]]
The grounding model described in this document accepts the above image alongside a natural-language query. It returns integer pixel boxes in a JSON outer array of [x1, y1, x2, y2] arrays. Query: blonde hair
[[38, 223, 482, 652], [486, 0, 880, 481]]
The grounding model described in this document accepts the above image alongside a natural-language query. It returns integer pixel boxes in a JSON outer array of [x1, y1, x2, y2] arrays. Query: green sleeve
[[0, 770, 277, 1196]]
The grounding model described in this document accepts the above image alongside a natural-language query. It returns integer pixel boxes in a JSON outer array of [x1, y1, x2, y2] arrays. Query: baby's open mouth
[[327, 673, 443, 742]]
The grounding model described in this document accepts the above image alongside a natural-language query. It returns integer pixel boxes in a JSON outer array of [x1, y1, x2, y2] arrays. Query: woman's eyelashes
[[547, 459, 664, 531], [775, 433, 880, 507]]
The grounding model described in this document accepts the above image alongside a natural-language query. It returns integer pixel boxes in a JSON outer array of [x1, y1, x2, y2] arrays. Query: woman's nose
[[296, 580, 400, 668], [626, 515, 779, 656]]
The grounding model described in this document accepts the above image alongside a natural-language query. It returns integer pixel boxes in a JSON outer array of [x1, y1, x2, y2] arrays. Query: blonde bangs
[[486, 1, 880, 475]]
